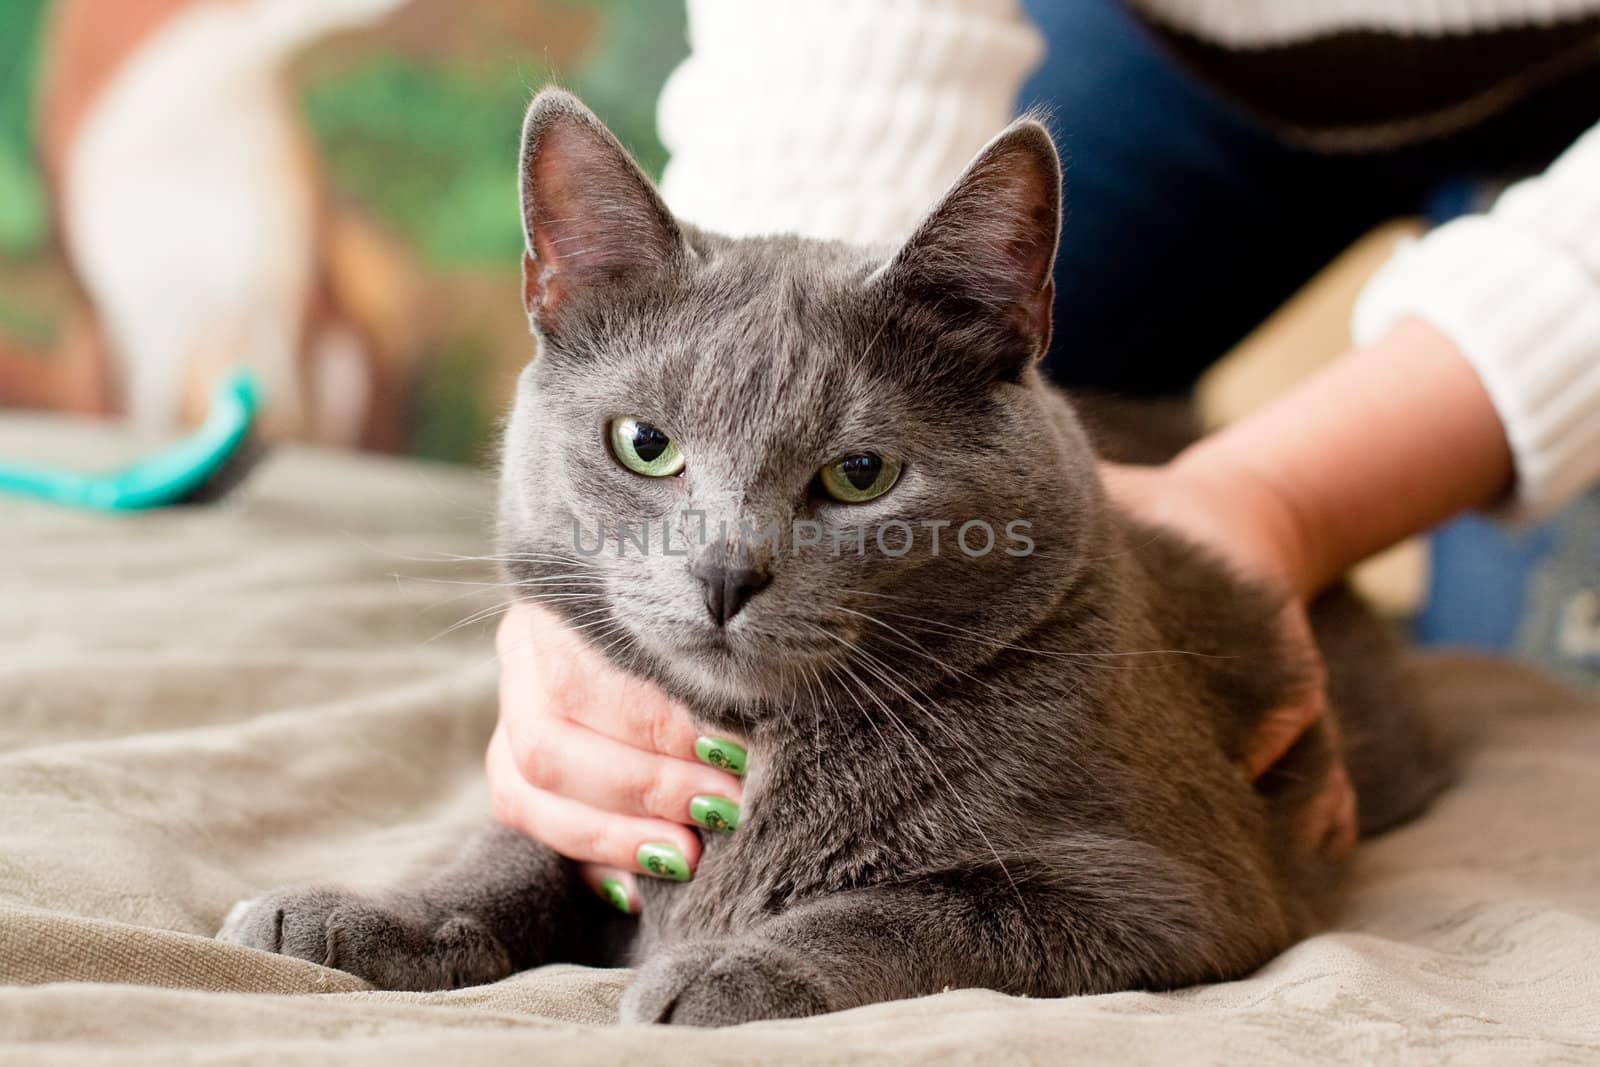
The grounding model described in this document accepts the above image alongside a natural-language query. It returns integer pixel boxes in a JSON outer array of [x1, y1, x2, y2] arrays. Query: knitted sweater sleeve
[[1353, 120, 1600, 519], [655, 0, 1043, 245]]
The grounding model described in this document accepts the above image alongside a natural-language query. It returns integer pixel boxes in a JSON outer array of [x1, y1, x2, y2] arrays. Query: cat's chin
[[641, 635, 841, 709], [659, 650, 792, 706]]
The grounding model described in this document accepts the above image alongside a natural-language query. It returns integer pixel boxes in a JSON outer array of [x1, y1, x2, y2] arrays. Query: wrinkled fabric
[[2, 417, 1597, 1065]]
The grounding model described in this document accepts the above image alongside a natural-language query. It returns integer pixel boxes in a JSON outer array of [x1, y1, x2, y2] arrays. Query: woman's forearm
[[1171, 316, 1514, 598]]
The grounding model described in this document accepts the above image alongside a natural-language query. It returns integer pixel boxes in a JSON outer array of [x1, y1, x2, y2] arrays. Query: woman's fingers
[[496, 603, 742, 821], [578, 863, 640, 915], [541, 641, 705, 761], [493, 600, 750, 902], [1245, 698, 1358, 857], [1309, 759, 1359, 858], [1242, 701, 1324, 781], [499, 600, 713, 764], [1245, 695, 1359, 858], [487, 726, 703, 879], [503, 709, 742, 825], [1240, 601, 1357, 856]]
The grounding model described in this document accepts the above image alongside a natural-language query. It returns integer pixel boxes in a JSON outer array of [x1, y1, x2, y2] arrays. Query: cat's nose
[[692, 559, 771, 626]]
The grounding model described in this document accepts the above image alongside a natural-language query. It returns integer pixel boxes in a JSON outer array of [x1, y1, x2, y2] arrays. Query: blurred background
[[0, 0, 1592, 685], [0, 0, 686, 462]]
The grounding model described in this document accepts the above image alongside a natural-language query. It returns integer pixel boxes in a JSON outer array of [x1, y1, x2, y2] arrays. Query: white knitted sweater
[[657, 0, 1600, 518]]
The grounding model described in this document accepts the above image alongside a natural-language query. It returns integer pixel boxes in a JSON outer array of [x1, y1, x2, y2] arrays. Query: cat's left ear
[[518, 88, 685, 335], [878, 117, 1061, 372]]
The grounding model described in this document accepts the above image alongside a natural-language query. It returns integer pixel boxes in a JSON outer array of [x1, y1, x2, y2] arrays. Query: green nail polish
[[637, 842, 691, 881], [689, 795, 740, 834], [694, 736, 748, 775], [599, 878, 632, 914]]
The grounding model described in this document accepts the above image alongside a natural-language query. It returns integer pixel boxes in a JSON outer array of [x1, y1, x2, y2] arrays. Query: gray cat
[[218, 89, 1445, 1026]]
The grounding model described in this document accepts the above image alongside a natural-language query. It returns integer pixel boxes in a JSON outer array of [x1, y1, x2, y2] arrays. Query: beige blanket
[[2, 415, 1598, 1065]]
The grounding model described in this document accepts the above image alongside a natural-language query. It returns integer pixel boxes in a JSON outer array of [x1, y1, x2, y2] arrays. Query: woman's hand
[[1101, 460, 1358, 857], [489, 601, 746, 910], [1098, 319, 1525, 858]]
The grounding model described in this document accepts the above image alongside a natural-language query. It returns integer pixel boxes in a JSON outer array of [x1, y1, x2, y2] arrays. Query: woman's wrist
[[1161, 445, 1318, 598], [1160, 316, 1512, 598], [1101, 455, 1312, 601]]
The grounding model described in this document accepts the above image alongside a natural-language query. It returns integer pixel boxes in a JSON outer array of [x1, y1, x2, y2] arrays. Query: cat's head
[[499, 89, 1107, 721]]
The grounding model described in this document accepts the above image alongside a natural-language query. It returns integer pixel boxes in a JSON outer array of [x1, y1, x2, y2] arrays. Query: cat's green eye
[[609, 417, 685, 477], [818, 452, 902, 503]]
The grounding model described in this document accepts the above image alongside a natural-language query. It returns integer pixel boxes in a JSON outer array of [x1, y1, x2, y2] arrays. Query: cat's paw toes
[[424, 914, 514, 989], [618, 942, 721, 1024], [217, 886, 348, 964], [216, 887, 510, 991], [620, 943, 831, 1027]]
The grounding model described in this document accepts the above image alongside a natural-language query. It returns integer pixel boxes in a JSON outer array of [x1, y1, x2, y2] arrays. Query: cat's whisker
[[795, 639, 854, 777], [423, 600, 514, 645], [588, 622, 640, 662], [395, 574, 608, 593], [820, 607, 1104, 789], [802, 662, 827, 788], [339, 539, 600, 571], [851, 651, 1049, 906], [825, 650, 1032, 924], [838, 625, 1058, 798], [424, 590, 608, 646], [431, 588, 604, 644], [393, 576, 604, 625], [1019, 530, 1166, 566], [832, 605, 1057, 712], [839, 593, 1225, 664], [408, 584, 518, 618], [547, 605, 619, 634], [804, 626, 998, 833], [779, 652, 827, 793], [855, 313, 892, 366], [841, 642, 993, 788]]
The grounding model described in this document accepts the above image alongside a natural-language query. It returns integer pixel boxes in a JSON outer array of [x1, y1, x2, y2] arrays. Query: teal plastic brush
[[0, 368, 264, 511]]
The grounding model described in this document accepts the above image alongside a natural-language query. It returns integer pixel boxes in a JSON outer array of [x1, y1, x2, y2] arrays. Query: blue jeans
[[1019, 0, 1592, 392], [1019, 0, 1600, 682]]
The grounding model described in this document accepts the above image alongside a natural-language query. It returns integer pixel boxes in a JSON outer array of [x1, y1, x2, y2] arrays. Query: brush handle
[[0, 461, 103, 507], [0, 369, 261, 511]]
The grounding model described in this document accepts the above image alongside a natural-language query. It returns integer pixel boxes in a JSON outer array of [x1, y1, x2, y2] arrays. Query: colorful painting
[[0, 0, 687, 461]]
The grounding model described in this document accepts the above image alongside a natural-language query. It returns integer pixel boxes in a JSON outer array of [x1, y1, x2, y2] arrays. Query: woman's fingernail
[[598, 877, 633, 913], [636, 842, 691, 881], [694, 736, 748, 775], [689, 795, 740, 834]]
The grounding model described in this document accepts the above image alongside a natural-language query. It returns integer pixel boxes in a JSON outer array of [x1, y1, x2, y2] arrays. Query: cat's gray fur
[[219, 89, 1446, 1025]]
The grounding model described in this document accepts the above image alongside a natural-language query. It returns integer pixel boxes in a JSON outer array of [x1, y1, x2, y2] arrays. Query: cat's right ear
[[518, 88, 684, 335], [876, 117, 1062, 375]]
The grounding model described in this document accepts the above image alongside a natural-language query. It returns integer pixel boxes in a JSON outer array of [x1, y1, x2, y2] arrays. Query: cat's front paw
[[619, 942, 833, 1027], [216, 886, 511, 991]]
